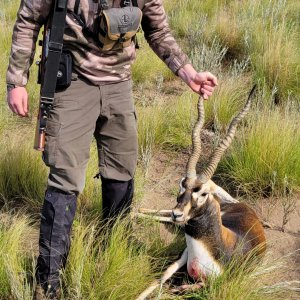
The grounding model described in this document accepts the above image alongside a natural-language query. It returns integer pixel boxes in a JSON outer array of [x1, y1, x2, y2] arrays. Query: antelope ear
[[194, 179, 217, 194], [210, 183, 239, 204], [179, 178, 187, 194]]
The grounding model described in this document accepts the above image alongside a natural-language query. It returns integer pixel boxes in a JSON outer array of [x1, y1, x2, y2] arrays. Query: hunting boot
[[35, 187, 77, 298], [101, 176, 134, 220], [34, 284, 61, 300], [34, 284, 46, 300]]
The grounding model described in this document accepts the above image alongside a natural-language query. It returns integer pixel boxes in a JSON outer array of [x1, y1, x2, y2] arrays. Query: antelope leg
[[133, 212, 174, 223], [138, 208, 172, 217], [135, 248, 188, 300], [170, 282, 204, 294]]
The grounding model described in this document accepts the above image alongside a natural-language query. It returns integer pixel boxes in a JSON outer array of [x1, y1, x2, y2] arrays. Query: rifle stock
[[34, 27, 50, 151], [34, 114, 46, 151]]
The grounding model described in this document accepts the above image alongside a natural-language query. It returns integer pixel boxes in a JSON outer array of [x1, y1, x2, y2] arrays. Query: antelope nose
[[172, 210, 183, 221]]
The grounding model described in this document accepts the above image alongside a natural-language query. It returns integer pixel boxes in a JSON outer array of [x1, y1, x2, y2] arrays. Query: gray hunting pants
[[43, 77, 138, 194], [36, 78, 137, 294]]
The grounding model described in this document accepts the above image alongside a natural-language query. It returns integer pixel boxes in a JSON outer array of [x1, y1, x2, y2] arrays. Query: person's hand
[[7, 86, 29, 117], [178, 64, 218, 100]]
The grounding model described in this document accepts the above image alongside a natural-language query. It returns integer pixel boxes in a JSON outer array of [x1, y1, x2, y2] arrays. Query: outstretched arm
[[177, 64, 218, 100], [142, 0, 217, 99]]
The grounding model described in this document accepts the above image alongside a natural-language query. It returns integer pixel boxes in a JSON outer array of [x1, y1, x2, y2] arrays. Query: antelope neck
[[184, 199, 223, 260]]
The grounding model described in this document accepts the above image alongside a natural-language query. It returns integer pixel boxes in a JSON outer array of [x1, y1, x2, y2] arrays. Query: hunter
[[6, 0, 217, 298]]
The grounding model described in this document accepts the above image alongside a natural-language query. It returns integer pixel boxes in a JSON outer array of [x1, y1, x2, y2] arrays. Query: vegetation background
[[0, 0, 299, 299]]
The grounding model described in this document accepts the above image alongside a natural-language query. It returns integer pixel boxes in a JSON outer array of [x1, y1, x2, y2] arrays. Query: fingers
[[197, 81, 213, 99], [195, 72, 218, 87], [205, 71, 218, 86], [194, 72, 218, 99], [200, 82, 214, 99], [200, 84, 214, 100], [201, 84, 214, 93], [23, 91, 29, 116], [10, 98, 27, 117], [7, 87, 29, 117]]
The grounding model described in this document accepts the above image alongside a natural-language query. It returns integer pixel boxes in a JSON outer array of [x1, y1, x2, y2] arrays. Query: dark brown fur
[[183, 197, 266, 264], [220, 202, 266, 255]]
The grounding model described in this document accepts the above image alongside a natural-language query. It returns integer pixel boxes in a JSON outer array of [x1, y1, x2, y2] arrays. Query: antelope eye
[[193, 187, 200, 193], [201, 192, 208, 197]]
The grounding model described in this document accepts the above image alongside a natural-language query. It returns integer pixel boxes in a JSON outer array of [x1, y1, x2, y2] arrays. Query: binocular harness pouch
[[98, 6, 142, 51], [56, 51, 73, 90]]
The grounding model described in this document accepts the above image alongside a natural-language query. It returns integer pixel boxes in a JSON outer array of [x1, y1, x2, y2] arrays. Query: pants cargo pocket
[[43, 120, 61, 167]]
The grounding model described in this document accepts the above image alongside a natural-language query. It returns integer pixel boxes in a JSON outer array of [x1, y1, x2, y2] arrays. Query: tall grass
[[0, 131, 47, 210], [137, 91, 197, 152], [63, 217, 166, 300], [132, 33, 174, 84], [203, 75, 252, 131], [165, 0, 300, 102], [0, 213, 34, 300], [250, 18, 300, 102], [0, 8, 15, 134], [0, 0, 41, 135], [219, 106, 300, 196], [0, 211, 299, 300], [78, 143, 102, 211]]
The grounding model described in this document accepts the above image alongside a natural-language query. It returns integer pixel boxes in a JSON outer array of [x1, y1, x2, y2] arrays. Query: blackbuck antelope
[[136, 86, 266, 300]]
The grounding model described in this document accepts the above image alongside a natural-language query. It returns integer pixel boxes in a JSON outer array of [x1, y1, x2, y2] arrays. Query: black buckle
[[49, 41, 63, 52], [41, 96, 55, 105], [118, 33, 126, 43], [121, 0, 131, 7], [57, 0, 67, 9]]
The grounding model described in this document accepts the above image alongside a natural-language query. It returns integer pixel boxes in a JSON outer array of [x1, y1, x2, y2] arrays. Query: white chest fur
[[185, 234, 222, 280]]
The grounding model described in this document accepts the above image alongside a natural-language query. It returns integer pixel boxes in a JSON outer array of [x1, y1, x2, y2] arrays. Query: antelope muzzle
[[172, 191, 192, 223]]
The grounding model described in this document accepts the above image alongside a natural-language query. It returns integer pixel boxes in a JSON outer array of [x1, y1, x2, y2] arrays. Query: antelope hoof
[[261, 220, 273, 229], [170, 282, 204, 294]]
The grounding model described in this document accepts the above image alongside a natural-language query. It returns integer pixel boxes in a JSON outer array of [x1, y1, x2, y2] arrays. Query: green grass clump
[[219, 106, 300, 196], [63, 217, 158, 300], [250, 19, 300, 102], [78, 143, 102, 211], [0, 213, 33, 300], [132, 33, 174, 84], [164, 0, 220, 38], [137, 91, 198, 152], [0, 132, 47, 209], [204, 76, 252, 131], [158, 92, 197, 149]]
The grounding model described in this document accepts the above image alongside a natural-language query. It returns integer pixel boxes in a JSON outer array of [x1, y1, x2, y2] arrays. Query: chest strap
[[74, 0, 80, 15], [74, 0, 139, 14]]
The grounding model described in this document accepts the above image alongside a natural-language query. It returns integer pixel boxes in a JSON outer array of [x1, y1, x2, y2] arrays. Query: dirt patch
[[259, 197, 300, 282]]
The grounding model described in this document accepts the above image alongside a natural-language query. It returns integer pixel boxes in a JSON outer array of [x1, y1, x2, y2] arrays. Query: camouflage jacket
[[6, 0, 189, 86]]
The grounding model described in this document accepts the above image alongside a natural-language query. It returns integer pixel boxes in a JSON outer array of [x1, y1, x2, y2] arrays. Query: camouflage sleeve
[[6, 0, 52, 86], [141, 0, 190, 75]]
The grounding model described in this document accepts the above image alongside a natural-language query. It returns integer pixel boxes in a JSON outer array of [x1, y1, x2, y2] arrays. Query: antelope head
[[172, 86, 256, 223]]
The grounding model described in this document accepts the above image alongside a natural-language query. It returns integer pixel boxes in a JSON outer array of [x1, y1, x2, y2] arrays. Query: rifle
[[34, 0, 68, 151]]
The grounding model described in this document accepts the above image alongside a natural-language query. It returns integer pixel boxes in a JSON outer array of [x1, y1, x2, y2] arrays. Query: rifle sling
[[40, 0, 68, 102]]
